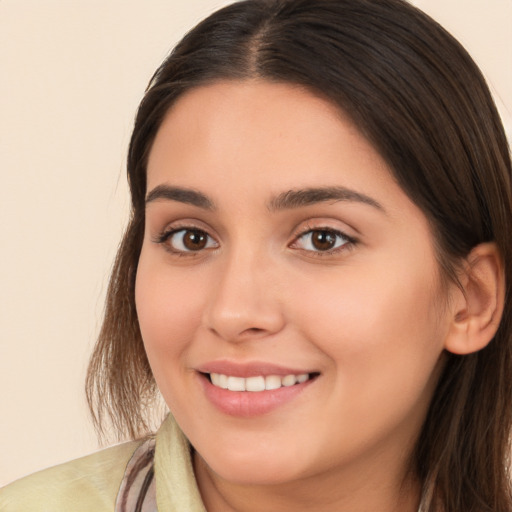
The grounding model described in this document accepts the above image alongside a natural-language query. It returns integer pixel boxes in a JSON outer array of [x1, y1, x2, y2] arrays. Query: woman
[[2, 0, 511, 510]]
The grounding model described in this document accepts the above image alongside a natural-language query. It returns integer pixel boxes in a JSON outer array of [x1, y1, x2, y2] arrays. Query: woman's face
[[136, 81, 453, 487]]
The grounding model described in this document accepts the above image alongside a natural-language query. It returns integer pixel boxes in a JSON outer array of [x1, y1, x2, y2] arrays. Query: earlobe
[[444, 242, 505, 355]]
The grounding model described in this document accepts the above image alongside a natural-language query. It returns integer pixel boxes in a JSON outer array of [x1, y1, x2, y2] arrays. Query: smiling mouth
[[206, 372, 319, 392]]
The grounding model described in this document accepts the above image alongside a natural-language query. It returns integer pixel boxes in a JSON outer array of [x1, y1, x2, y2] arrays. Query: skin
[[135, 80, 459, 512]]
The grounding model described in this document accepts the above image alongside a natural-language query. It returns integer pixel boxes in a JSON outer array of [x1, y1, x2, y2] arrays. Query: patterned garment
[[115, 438, 157, 512], [0, 415, 206, 512]]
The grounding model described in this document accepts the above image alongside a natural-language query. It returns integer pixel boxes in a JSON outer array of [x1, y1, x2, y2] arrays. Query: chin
[[209, 464, 300, 486], [196, 444, 309, 486]]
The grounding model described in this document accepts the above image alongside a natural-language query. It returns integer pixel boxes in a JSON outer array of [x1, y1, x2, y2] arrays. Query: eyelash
[[153, 224, 357, 257], [291, 226, 357, 256], [152, 226, 218, 256]]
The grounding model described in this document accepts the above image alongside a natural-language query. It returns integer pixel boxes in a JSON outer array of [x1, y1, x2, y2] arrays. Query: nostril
[[241, 327, 266, 337], [204, 297, 285, 342]]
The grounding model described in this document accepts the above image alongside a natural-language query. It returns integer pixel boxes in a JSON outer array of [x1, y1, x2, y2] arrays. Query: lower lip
[[199, 374, 316, 417]]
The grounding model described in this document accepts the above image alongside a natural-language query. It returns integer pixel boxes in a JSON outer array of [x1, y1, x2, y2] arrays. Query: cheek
[[135, 255, 206, 381], [289, 257, 447, 388], [291, 262, 447, 447]]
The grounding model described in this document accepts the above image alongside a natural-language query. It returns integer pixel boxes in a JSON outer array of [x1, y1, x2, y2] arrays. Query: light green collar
[[155, 414, 206, 512]]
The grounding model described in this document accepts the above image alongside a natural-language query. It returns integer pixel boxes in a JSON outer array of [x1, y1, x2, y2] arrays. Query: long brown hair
[[86, 1, 512, 510]]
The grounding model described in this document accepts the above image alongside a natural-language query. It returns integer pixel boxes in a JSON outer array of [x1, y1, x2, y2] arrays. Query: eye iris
[[311, 230, 336, 251], [183, 230, 208, 250]]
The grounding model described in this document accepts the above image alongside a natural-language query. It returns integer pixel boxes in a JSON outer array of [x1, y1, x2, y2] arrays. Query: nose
[[202, 248, 285, 343]]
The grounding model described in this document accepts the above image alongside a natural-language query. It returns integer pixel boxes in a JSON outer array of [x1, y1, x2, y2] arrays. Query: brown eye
[[183, 230, 208, 250], [167, 229, 218, 252], [311, 231, 337, 251], [294, 229, 350, 253]]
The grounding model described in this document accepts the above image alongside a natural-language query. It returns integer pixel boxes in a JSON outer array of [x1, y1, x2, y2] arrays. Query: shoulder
[[0, 439, 144, 512]]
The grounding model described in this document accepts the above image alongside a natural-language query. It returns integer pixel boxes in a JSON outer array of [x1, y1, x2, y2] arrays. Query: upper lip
[[196, 360, 316, 378]]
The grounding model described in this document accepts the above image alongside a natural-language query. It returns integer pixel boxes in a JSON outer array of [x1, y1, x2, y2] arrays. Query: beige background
[[1, 0, 510, 487]]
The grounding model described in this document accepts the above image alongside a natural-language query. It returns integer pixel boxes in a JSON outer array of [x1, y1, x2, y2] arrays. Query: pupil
[[312, 231, 335, 251], [184, 230, 207, 250]]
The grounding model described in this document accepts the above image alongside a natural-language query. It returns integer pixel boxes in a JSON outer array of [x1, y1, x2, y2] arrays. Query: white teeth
[[210, 373, 221, 387], [282, 374, 296, 387], [227, 376, 245, 391], [265, 375, 282, 390], [218, 374, 229, 389], [245, 376, 265, 392], [209, 372, 312, 392]]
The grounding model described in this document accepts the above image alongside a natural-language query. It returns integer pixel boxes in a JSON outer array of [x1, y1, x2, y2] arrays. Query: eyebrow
[[145, 184, 384, 213], [145, 185, 215, 210], [268, 186, 385, 213]]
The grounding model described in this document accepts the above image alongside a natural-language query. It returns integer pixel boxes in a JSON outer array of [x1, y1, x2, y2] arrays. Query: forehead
[[148, 80, 349, 174], [146, 80, 415, 220]]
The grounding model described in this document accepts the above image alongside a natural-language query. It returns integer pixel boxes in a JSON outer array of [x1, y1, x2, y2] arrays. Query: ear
[[444, 242, 505, 355]]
